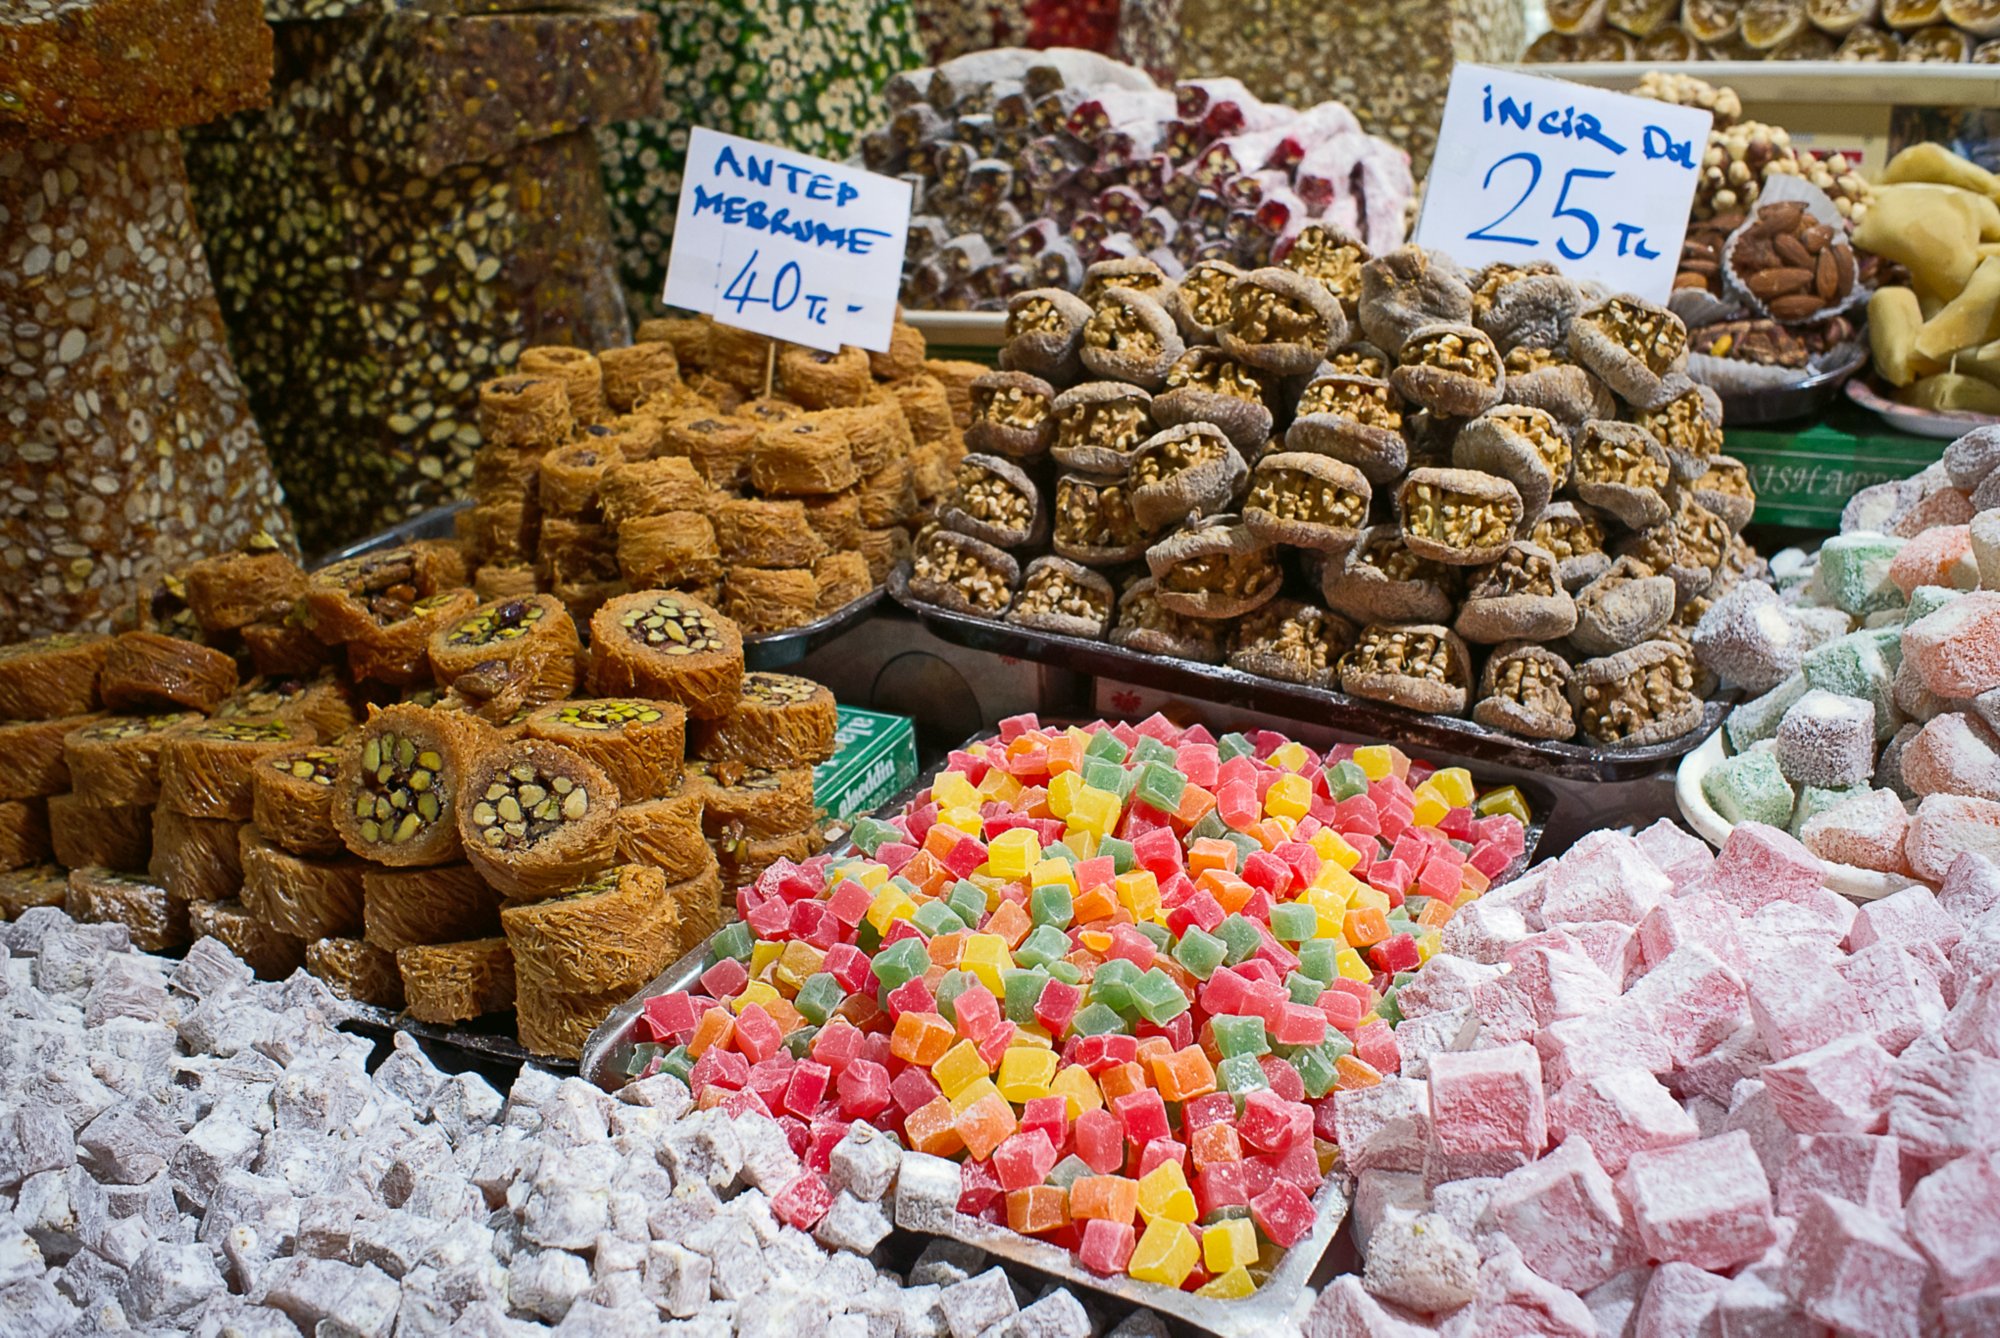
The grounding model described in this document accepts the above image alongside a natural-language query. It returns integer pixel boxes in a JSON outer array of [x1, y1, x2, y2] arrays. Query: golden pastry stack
[[461, 315, 970, 636], [0, 528, 842, 1060]]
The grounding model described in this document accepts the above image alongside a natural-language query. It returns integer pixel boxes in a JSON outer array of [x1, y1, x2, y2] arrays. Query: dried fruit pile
[[630, 715, 1531, 1293], [870, 49, 1413, 312], [900, 238, 1767, 749], [460, 318, 964, 636], [1526, 0, 2000, 62]]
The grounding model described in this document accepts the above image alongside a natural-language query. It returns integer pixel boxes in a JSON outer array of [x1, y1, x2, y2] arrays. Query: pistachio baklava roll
[[722, 568, 821, 635], [303, 545, 469, 646], [686, 761, 815, 841], [539, 438, 615, 519], [100, 633, 238, 714], [347, 590, 480, 690], [691, 673, 837, 768], [398, 938, 517, 1024], [616, 512, 723, 591], [183, 535, 306, 636], [426, 594, 580, 706], [502, 863, 680, 996], [600, 456, 709, 526], [780, 345, 873, 409], [661, 413, 758, 490], [0, 633, 112, 721], [517, 984, 632, 1061], [472, 564, 542, 602], [362, 862, 501, 951], [804, 493, 865, 552], [713, 499, 829, 568], [306, 937, 405, 1009], [869, 316, 927, 381], [668, 852, 725, 950], [525, 698, 685, 803], [616, 784, 710, 883], [149, 807, 242, 903], [751, 419, 861, 496], [477, 373, 572, 450], [857, 457, 918, 529], [333, 705, 491, 867], [64, 712, 202, 807], [243, 613, 335, 680], [598, 341, 682, 415], [0, 712, 98, 800], [856, 527, 909, 585], [253, 746, 346, 857], [0, 864, 69, 918], [159, 717, 317, 821], [588, 591, 745, 719], [190, 899, 303, 978], [890, 373, 957, 447], [814, 552, 873, 612]]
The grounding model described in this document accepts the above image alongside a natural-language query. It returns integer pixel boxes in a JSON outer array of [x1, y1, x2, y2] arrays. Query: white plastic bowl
[[1674, 729, 1914, 903]]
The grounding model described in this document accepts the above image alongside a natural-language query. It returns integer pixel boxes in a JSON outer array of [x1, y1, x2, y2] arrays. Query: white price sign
[[662, 127, 913, 353], [1414, 65, 1712, 302]]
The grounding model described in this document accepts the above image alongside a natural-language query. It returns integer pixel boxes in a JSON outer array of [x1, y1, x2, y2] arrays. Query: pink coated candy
[[1800, 788, 1912, 874], [1488, 1136, 1640, 1291], [1903, 713, 2000, 802], [1619, 1130, 1776, 1271], [1889, 524, 1976, 596], [1546, 1069, 1699, 1178], [1762, 1033, 1894, 1134], [1713, 823, 1825, 913], [1786, 1193, 1940, 1338], [1905, 592, 2000, 700], [1632, 1263, 1730, 1338], [1909, 794, 2000, 883], [1774, 1132, 1905, 1223], [1907, 1150, 2000, 1296], [1428, 1043, 1548, 1178]]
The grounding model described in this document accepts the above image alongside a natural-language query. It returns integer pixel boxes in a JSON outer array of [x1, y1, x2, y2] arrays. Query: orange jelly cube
[[956, 1092, 1018, 1160], [1070, 1174, 1140, 1224], [1191, 1121, 1242, 1169], [763, 998, 804, 1037], [1097, 1060, 1147, 1106], [1336, 1054, 1385, 1090], [1173, 784, 1217, 827], [1198, 870, 1253, 914], [688, 1008, 733, 1058], [986, 899, 1032, 950], [927, 931, 967, 969], [907, 1097, 965, 1156], [1134, 1035, 1174, 1069], [1073, 885, 1117, 925], [1006, 1185, 1070, 1234], [1151, 1045, 1217, 1103], [1187, 838, 1237, 877], [1343, 906, 1390, 948], [1416, 897, 1455, 931], [1046, 736, 1083, 775], [891, 1011, 955, 1067]]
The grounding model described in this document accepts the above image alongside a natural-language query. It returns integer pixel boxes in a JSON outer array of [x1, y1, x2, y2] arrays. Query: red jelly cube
[[952, 984, 1003, 1042], [1241, 850, 1291, 896], [1075, 1108, 1125, 1175], [1134, 713, 1180, 743], [1258, 1055, 1306, 1103], [1417, 857, 1462, 902], [1138, 1138, 1188, 1178], [811, 1019, 863, 1072], [1176, 743, 1219, 789], [1241, 980, 1290, 1027], [1073, 855, 1116, 892], [1261, 1139, 1322, 1191], [875, 841, 918, 874], [886, 977, 937, 1021], [1195, 1161, 1251, 1215], [748, 1055, 795, 1110], [1112, 1088, 1170, 1149], [944, 838, 989, 879], [1273, 1003, 1327, 1048], [1106, 925, 1156, 969], [689, 1048, 747, 1093], [772, 1171, 835, 1229], [889, 1065, 942, 1117], [881, 919, 928, 948], [1352, 1020, 1401, 1075], [1183, 1091, 1237, 1133], [717, 1088, 771, 1119], [956, 1156, 1003, 1215], [745, 895, 791, 938], [1250, 1182, 1316, 1249], [783, 1061, 831, 1118], [1239, 1090, 1312, 1153], [1075, 1034, 1139, 1074], [1035, 979, 1083, 1036], [858, 1032, 893, 1070], [1437, 806, 1476, 841], [1334, 795, 1380, 837], [1216, 782, 1260, 832], [836, 1059, 891, 1120], [1369, 933, 1421, 976], [699, 958, 749, 999], [1377, 804, 1413, 842], [1200, 968, 1251, 1016], [1366, 859, 1410, 898], [1388, 831, 1428, 872], [1136, 1013, 1194, 1052], [642, 992, 701, 1042], [1079, 1218, 1137, 1275], [993, 1129, 1061, 1191], [822, 942, 872, 992], [998, 712, 1039, 743], [1021, 1096, 1069, 1150], [1470, 842, 1514, 878], [1131, 826, 1184, 879], [806, 1117, 848, 1171]]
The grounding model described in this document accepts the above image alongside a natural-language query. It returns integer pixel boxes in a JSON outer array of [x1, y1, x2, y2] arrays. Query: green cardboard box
[[815, 706, 918, 830]]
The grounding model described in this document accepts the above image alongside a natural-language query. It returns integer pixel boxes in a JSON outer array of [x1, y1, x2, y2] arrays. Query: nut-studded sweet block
[[0, 131, 293, 640], [0, 0, 273, 144]]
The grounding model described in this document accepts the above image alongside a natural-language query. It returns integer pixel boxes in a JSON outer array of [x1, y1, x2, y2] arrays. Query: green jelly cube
[[1091, 959, 1142, 1013], [1134, 735, 1177, 767], [1217, 1052, 1269, 1094], [783, 1026, 818, 1059], [1295, 1045, 1337, 1098], [1048, 1154, 1095, 1190], [850, 816, 901, 855], [1319, 1033, 1354, 1064], [1270, 903, 1318, 942], [1135, 762, 1187, 812], [1068, 1001, 1128, 1037], [1298, 939, 1339, 984], [1816, 532, 1906, 616], [1403, 895, 1432, 923], [1285, 971, 1323, 1006], [889, 875, 920, 898], [624, 1042, 662, 1077], [948, 881, 988, 927], [1135, 922, 1173, 952], [1726, 674, 1807, 753], [711, 921, 755, 963], [1212, 1014, 1270, 1059], [1224, 832, 1262, 868], [1099, 836, 1137, 875], [1117, 767, 1142, 804], [1134, 968, 1190, 1023], [934, 969, 974, 1023], [1047, 960, 1083, 987], [1325, 758, 1370, 800], [1702, 748, 1796, 828], [1218, 914, 1262, 965], [1376, 987, 1403, 1028], [1083, 757, 1127, 795], [1085, 730, 1129, 764], [1218, 733, 1256, 762], [1003, 968, 1051, 1024], [855, 919, 882, 954], [795, 972, 845, 1026], [1043, 841, 1077, 865], [1016, 923, 1071, 969], [661, 1046, 695, 1085], [914, 900, 968, 938], [1393, 970, 1417, 989], [1191, 810, 1229, 843], [1031, 883, 1075, 930], [872, 938, 929, 991], [1173, 926, 1227, 980]]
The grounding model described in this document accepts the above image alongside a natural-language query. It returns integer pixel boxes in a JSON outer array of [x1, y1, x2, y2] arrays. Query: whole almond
[[1684, 258, 1720, 278], [1762, 201, 1806, 230], [1815, 250, 1838, 301], [1803, 224, 1833, 253], [1748, 267, 1813, 299], [1833, 247, 1855, 292], [1773, 233, 1811, 268], [1769, 293, 1827, 321], [1675, 272, 1712, 291]]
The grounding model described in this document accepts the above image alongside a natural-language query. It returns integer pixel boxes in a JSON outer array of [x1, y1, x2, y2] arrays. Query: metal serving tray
[[316, 499, 886, 671], [888, 567, 1727, 784], [340, 1001, 573, 1074]]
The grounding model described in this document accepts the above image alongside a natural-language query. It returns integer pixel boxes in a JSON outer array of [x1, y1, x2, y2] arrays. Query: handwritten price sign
[[662, 127, 913, 353], [1414, 65, 1712, 302]]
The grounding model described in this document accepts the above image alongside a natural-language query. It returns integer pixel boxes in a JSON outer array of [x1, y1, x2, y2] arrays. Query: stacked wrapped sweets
[[184, 3, 663, 553], [870, 50, 1415, 312], [0, 0, 294, 641]]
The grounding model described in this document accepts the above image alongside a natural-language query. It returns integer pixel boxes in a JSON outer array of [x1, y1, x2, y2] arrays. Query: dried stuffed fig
[[965, 371, 1056, 459], [1052, 473, 1154, 567], [1322, 525, 1460, 624], [1474, 642, 1578, 741], [1396, 467, 1524, 566], [1145, 518, 1283, 619], [1501, 348, 1618, 427], [906, 530, 1020, 619], [1227, 599, 1356, 688], [1165, 259, 1241, 344], [1617, 494, 1732, 603], [1005, 557, 1115, 638], [1082, 257, 1174, 305], [1285, 373, 1409, 485], [1455, 542, 1577, 644], [1243, 453, 1372, 551], [1392, 323, 1506, 418], [1453, 405, 1573, 518], [1570, 556, 1677, 655], [1571, 640, 1703, 746], [1632, 380, 1725, 480], [1001, 289, 1093, 381], [1277, 224, 1371, 313], [1568, 296, 1689, 409], [940, 454, 1044, 550], [1359, 245, 1475, 355], [1692, 455, 1756, 533], [1130, 425, 1249, 531], [1050, 382, 1154, 476], [1218, 268, 1349, 375], [1153, 348, 1274, 452], [1472, 263, 1584, 354], [1325, 342, 1393, 380], [1573, 420, 1673, 529], [1531, 502, 1613, 590], [1081, 287, 1185, 389], [1339, 623, 1473, 715], [1112, 578, 1226, 662]]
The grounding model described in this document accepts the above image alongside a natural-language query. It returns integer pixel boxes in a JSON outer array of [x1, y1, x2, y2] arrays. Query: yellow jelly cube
[[1066, 829, 1100, 860], [1264, 772, 1311, 820], [1202, 1216, 1258, 1273], [996, 1047, 1059, 1102], [1047, 770, 1084, 820], [1478, 784, 1532, 824], [1350, 886, 1391, 916], [749, 940, 784, 980], [1352, 745, 1396, 781], [1410, 785, 1449, 830], [949, 1076, 1001, 1113], [1030, 858, 1078, 893], [1196, 1267, 1257, 1299], [1418, 929, 1442, 963], [774, 940, 824, 990], [1267, 741, 1311, 773], [730, 980, 779, 1013], [977, 768, 1024, 804], [1335, 945, 1373, 982], [932, 1040, 989, 1099], [848, 862, 889, 890], [1430, 766, 1475, 808], [1069, 786, 1122, 835], [1127, 1217, 1199, 1287], [1305, 887, 1348, 939], [938, 806, 984, 837], [987, 829, 1041, 880], [1114, 870, 1161, 921], [960, 935, 1012, 994], [932, 771, 979, 811], [866, 887, 916, 935], [1136, 1160, 1197, 1223], [1050, 1063, 1104, 1119]]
